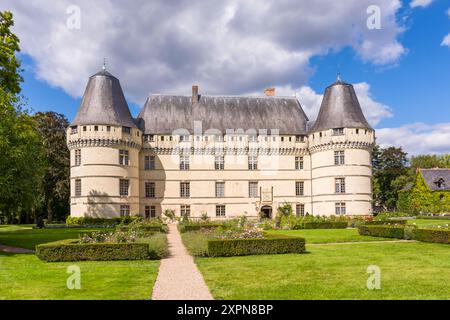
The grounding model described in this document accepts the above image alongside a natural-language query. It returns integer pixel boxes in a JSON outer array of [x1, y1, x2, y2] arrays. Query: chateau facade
[[67, 68, 375, 219]]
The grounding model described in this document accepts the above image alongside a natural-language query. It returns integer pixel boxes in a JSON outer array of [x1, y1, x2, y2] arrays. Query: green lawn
[[196, 241, 450, 299], [0, 226, 113, 250], [265, 228, 392, 244], [0, 252, 159, 299], [407, 219, 450, 228]]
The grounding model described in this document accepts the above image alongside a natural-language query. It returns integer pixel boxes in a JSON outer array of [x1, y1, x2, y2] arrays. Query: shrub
[[207, 234, 305, 257], [365, 220, 407, 226], [301, 222, 348, 229], [137, 233, 169, 259], [411, 228, 450, 244], [358, 225, 406, 239], [178, 221, 232, 233], [66, 216, 140, 227], [181, 231, 209, 257], [36, 239, 150, 262], [416, 215, 450, 220]]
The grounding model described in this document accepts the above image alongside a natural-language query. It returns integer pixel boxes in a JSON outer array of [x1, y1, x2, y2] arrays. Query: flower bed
[[36, 239, 150, 262], [207, 234, 305, 257]]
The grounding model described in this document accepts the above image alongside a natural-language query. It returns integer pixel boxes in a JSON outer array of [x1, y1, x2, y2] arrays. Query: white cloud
[[268, 82, 392, 126], [376, 123, 450, 155], [442, 33, 450, 47], [410, 0, 433, 8], [1, 0, 405, 106]]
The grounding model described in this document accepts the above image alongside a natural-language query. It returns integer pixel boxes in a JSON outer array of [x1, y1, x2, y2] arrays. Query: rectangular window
[[145, 182, 155, 198], [180, 182, 190, 198], [249, 182, 258, 198], [180, 135, 189, 142], [106, 126, 111, 132], [249, 135, 257, 142], [180, 155, 190, 170], [295, 156, 304, 170], [335, 178, 346, 193], [248, 156, 258, 170], [216, 205, 226, 217], [94, 125, 98, 131], [332, 128, 344, 136], [295, 135, 304, 142], [119, 150, 129, 166], [71, 126, 78, 134], [295, 181, 304, 196], [215, 182, 225, 198], [144, 155, 155, 170], [214, 155, 224, 170], [120, 179, 129, 196], [120, 205, 130, 217], [74, 149, 81, 166], [181, 205, 190, 217], [215, 135, 224, 142], [83, 126, 87, 132], [334, 150, 345, 165], [335, 202, 346, 215], [145, 206, 156, 219], [75, 179, 81, 197], [122, 126, 131, 134], [296, 204, 305, 217]]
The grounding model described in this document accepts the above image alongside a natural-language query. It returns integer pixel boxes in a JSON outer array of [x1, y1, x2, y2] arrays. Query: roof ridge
[[149, 93, 298, 100]]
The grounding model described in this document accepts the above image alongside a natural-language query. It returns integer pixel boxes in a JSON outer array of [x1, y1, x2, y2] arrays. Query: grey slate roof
[[71, 70, 137, 128], [137, 95, 309, 135], [420, 169, 450, 191], [309, 79, 371, 133]]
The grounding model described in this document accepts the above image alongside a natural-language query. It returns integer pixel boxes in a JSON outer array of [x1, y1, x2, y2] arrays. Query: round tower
[[308, 77, 375, 216], [67, 68, 142, 218]]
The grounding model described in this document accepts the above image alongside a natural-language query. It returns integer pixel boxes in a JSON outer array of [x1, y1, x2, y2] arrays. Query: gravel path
[[0, 245, 34, 254], [151, 224, 213, 300]]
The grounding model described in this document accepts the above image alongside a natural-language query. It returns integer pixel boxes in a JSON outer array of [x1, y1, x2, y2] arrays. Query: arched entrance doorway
[[260, 206, 272, 219]]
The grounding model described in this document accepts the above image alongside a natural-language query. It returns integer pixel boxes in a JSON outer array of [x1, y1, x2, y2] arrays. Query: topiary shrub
[[411, 228, 450, 244], [207, 234, 305, 257], [36, 239, 150, 262]]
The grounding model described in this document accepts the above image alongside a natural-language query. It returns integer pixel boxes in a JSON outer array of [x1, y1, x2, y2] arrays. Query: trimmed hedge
[[118, 225, 168, 234], [358, 225, 405, 239], [416, 215, 450, 220], [366, 220, 407, 226], [36, 239, 150, 262], [207, 234, 305, 257], [179, 223, 225, 233], [411, 228, 450, 244], [300, 222, 348, 229], [66, 216, 140, 227]]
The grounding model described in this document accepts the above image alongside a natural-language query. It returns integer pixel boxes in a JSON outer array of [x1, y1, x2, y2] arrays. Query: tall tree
[[33, 112, 70, 222], [0, 11, 44, 223], [0, 11, 22, 95], [372, 145, 408, 211]]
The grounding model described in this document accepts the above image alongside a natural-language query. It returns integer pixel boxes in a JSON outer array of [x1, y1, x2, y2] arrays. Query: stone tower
[[67, 69, 142, 218], [308, 77, 375, 216]]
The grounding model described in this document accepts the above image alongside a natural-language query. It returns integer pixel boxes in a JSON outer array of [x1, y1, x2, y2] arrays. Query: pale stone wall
[[309, 128, 375, 216], [68, 126, 374, 218]]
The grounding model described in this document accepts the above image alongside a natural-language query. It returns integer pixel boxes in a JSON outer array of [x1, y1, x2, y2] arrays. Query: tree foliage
[[33, 112, 70, 222], [0, 11, 45, 223], [372, 145, 408, 211]]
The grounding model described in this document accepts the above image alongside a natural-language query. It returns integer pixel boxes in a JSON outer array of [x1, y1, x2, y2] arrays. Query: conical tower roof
[[71, 69, 136, 128], [309, 78, 371, 133]]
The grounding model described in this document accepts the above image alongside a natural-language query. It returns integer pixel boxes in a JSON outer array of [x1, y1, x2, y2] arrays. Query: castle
[[67, 68, 375, 219]]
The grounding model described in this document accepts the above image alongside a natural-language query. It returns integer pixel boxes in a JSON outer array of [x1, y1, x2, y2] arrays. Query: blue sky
[[5, 0, 450, 154]]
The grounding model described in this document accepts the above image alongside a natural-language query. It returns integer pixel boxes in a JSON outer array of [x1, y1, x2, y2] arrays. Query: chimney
[[192, 85, 199, 103], [264, 87, 275, 97]]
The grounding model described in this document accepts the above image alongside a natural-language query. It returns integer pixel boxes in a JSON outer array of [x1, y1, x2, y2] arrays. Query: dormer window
[[122, 126, 131, 134], [434, 178, 445, 189], [332, 128, 344, 136]]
